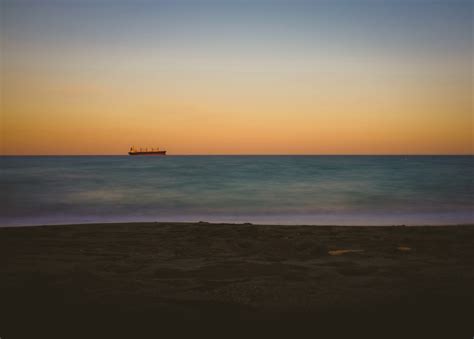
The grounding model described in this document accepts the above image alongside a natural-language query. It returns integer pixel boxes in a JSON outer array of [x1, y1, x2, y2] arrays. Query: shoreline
[[2, 222, 474, 229], [2, 222, 474, 338], [2, 217, 473, 228]]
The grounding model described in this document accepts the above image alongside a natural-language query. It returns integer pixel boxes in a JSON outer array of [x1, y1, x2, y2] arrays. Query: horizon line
[[1, 153, 473, 157]]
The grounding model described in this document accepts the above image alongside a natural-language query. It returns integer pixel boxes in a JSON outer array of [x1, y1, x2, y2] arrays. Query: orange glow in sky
[[1, 2, 472, 155]]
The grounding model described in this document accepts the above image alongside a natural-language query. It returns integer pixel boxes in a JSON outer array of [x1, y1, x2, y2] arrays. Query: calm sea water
[[1, 156, 472, 226]]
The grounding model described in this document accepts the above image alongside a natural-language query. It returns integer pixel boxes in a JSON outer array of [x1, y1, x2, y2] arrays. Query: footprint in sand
[[328, 249, 364, 256]]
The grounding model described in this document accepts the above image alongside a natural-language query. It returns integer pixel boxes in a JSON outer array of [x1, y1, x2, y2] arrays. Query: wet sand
[[1, 223, 473, 338]]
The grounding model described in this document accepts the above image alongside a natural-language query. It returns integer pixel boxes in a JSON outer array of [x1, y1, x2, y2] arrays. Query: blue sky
[[1, 0, 472, 154]]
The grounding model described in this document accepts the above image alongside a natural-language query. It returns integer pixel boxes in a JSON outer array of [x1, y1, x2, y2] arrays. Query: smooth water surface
[[1, 156, 472, 226]]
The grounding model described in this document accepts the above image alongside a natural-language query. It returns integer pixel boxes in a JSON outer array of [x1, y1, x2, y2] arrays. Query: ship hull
[[128, 151, 166, 156]]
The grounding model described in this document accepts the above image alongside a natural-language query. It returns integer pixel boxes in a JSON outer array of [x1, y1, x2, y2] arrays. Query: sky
[[1, 0, 472, 155]]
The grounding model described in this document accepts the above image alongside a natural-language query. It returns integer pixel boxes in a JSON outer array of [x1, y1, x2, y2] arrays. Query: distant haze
[[1, 0, 472, 155]]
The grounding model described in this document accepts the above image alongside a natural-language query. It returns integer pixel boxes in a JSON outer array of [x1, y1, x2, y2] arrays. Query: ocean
[[1, 156, 472, 226]]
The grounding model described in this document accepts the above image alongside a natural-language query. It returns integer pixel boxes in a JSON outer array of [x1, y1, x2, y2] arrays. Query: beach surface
[[1, 223, 473, 338]]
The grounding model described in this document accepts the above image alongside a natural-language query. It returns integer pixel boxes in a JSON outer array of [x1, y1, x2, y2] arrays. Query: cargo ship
[[128, 146, 166, 156]]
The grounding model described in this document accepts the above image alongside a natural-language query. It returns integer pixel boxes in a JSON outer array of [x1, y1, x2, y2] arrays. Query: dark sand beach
[[1, 223, 473, 338]]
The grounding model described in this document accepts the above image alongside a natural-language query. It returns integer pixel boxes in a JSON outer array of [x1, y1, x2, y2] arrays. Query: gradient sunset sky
[[1, 0, 472, 155]]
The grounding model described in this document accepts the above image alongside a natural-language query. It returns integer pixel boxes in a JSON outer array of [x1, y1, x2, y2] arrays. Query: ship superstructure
[[128, 146, 166, 156]]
